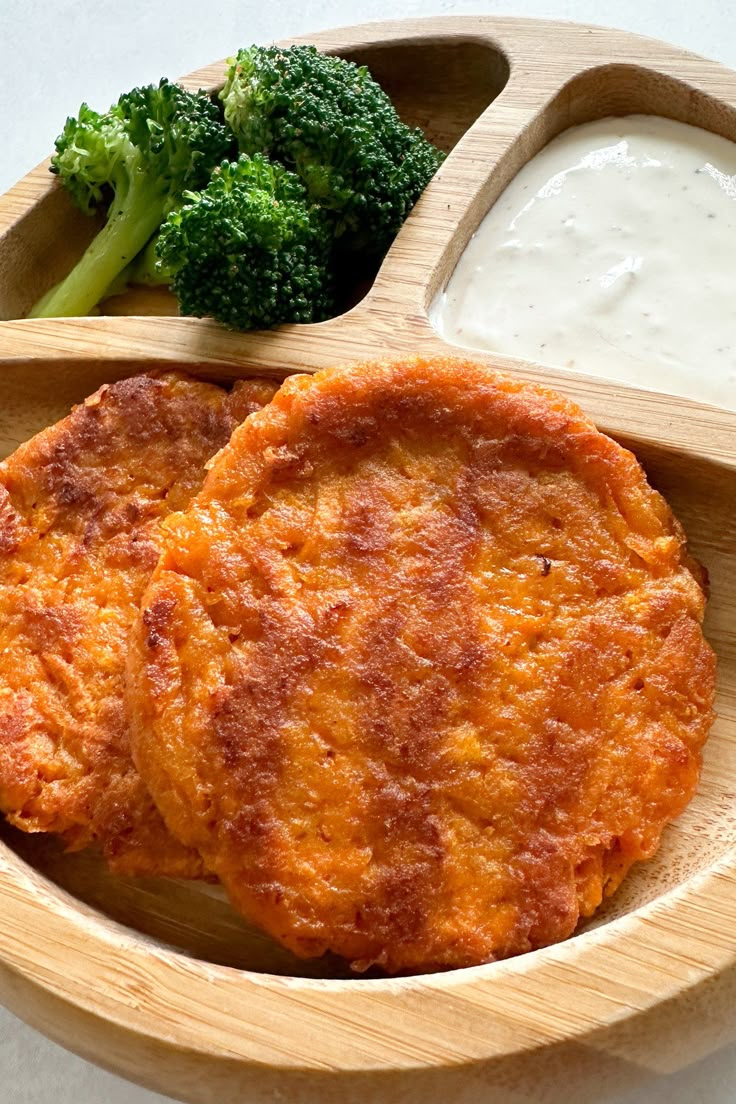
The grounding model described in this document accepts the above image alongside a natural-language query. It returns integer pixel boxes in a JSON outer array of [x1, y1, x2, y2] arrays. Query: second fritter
[[128, 356, 715, 969], [0, 371, 277, 876]]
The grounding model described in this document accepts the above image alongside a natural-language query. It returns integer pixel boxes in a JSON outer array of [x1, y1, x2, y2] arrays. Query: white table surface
[[1, 0, 734, 1100]]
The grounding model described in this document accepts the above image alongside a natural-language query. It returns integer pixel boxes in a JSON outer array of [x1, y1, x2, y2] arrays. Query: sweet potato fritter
[[128, 356, 715, 970], [0, 371, 277, 876]]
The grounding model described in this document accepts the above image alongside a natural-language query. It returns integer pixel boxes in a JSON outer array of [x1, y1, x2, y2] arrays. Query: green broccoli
[[156, 153, 334, 330], [30, 80, 231, 318], [220, 45, 445, 254]]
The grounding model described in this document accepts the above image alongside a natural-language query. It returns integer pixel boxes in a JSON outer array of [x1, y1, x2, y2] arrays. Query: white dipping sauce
[[432, 115, 736, 410]]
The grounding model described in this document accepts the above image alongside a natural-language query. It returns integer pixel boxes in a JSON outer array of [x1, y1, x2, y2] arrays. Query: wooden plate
[[1, 16, 736, 1104]]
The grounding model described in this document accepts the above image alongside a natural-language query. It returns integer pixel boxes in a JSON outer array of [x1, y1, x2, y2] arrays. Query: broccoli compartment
[[30, 46, 445, 331]]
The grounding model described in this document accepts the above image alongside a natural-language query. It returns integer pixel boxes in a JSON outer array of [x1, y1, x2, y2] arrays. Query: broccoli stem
[[29, 173, 167, 318], [102, 235, 170, 301]]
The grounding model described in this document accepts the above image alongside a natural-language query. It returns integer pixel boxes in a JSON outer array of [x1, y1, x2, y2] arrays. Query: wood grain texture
[[0, 15, 735, 1104]]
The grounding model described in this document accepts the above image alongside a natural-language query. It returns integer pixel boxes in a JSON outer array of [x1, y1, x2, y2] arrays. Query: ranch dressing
[[432, 115, 736, 410]]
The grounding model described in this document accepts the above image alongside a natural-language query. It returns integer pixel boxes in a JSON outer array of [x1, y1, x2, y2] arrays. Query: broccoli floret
[[220, 45, 444, 254], [30, 79, 231, 318], [157, 153, 334, 330]]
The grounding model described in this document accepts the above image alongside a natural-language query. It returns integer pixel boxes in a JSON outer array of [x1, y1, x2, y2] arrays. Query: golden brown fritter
[[0, 371, 278, 876], [127, 356, 715, 970]]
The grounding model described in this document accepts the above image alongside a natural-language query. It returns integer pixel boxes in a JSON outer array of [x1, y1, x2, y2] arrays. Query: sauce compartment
[[431, 63, 736, 296], [0, 36, 508, 324], [430, 65, 736, 409]]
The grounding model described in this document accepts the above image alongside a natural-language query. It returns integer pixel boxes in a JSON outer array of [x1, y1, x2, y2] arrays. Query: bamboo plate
[[1, 15, 736, 1104]]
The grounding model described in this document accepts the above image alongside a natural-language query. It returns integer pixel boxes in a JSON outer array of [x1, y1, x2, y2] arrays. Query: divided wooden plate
[[1, 16, 736, 1104]]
